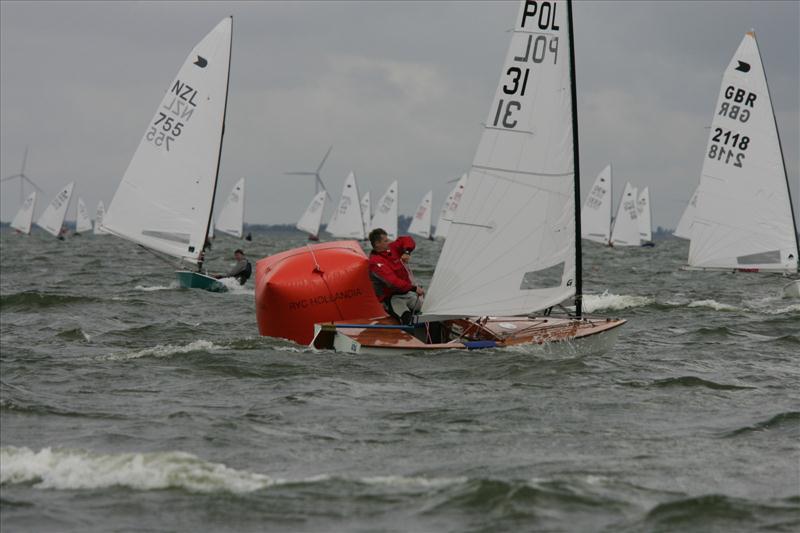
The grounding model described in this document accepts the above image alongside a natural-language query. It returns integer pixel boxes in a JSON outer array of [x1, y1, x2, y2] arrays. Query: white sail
[[215, 177, 245, 238], [581, 164, 612, 244], [75, 197, 93, 233], [103, 18, 232, 264], [360, 192, 371, 236], [423, 0, 576, 319], [297, 190, 327, 237], [688, 31, 798, 272], [371, 180, 399, 240], [636, 187, 652, 243], [94, 201, 108, 235], [433, 173, 467, 240], [326, 172, 365, 239], [36, 182, 74, 237], [673, 186, 698, 240], [610, 183, 640, 246], [407, 190, 433, 239], [10, 191, 37, 234]]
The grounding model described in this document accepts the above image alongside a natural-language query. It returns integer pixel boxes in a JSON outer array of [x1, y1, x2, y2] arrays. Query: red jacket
[[369, 236, 416, 302]]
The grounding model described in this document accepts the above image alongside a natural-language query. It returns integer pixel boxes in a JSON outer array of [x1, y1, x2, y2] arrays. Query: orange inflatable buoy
[[254, 241, 387, 345]]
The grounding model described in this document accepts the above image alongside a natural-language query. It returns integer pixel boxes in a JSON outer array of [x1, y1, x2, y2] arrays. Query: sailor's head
[[369, 228, 389, 252], [234, 249, 245, 260]]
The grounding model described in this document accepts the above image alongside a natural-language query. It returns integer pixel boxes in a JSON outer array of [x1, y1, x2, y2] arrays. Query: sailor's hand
[[416, 286, 425, 296]]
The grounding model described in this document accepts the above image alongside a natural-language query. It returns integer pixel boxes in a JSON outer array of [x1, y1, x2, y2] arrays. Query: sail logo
[[194, 55, 208, 68], [734, 60, 750, 73]]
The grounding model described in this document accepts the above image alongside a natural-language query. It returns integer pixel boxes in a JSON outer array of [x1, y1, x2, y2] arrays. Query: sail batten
[[422, 0, 577, 319], [103, 18, 232, 264]]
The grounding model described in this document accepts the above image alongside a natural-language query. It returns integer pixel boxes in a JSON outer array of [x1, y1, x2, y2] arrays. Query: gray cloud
[[1, 0, 797, 230]]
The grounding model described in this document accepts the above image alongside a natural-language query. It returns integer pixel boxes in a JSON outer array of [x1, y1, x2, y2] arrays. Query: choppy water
[[1, 228, 798, 532]]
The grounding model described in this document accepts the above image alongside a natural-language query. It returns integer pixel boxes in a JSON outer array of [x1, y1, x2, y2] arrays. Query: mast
[[567, 0, 582, 317], [202, 15, 233, 250], [753, 30, 800, 269]]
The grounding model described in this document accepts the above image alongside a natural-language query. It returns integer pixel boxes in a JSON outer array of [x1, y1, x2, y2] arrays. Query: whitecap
[[687, 299, 739, 311], [102, 339, 222, 361], [134, 282, 178, 292], [583, 291, 654, 312], [0, 446, 274, 494]]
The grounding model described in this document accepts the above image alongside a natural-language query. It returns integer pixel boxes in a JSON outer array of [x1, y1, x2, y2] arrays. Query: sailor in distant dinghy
[[368, 228, 424, 325]]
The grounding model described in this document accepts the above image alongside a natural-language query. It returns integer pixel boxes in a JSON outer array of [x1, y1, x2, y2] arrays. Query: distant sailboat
[[610, 182, 640, 247], [433, 173, 467, 240], [371, 180, 398, 240], [10, 191, 36, 235], [36, 182, 74, 238], [686, 31, 798, 275], [407, 190, 433, 240], [360, 191, 371, 237], [297, 190, 327, 240], [94, 201, 108, 235], [637, 187, 654, 247], [215, 177, 245, 238], [103, 17, 233, 292], [74, 197, 93, 235], [581, 164, 612, 245], [325, 172, 365, 240], [673, 186, 698, 240]]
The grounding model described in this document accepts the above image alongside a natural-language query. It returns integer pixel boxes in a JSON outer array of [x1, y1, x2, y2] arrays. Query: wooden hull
[[312, 315, 626, 356], [175, 270, 227, 292]]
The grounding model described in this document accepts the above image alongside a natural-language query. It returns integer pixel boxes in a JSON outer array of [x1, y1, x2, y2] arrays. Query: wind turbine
[[1, 147, 44, 204], [285, 145, 333, 200]]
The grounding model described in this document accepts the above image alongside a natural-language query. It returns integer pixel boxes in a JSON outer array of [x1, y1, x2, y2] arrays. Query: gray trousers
[[388, 292, 423, 318]]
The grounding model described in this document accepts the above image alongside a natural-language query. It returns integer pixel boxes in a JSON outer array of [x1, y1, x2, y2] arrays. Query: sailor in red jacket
[[368, 228, 424, 324]]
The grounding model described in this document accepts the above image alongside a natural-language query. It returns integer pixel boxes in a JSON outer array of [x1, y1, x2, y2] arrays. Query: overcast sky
[[1, 0, 798, 228]]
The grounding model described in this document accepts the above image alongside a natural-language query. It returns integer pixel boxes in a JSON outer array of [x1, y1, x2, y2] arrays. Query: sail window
[[737, 250, 780, 265], [520, 262, 564, 290]]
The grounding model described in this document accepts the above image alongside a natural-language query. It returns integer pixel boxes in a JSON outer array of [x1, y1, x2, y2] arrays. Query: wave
[[133, 283, 178, 292], [55, 328, 92, 342], [583, 291, 654, 312], [687, 299, 740, 311], [0, 291, 98, 311], [724, 411, 800, 437], [217, 277, 255, 295], [101, 339, 223, 361], [651, 376, 754, 391], [0, 446, 274, 493], [642, 494, 799, 530]]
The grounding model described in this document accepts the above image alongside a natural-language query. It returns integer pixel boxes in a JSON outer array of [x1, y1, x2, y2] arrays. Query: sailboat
[[36, 182, 74, 239], [102, 18, 233, 292], [407, 190, 433, 240], [610, 182, 640, 247], [94, 201, 108, 235], [360, 192, 371, 237], [370, 180, 398, 240], [636, 187, 654, 247], [10, 191, 36, 235], [685, 30, 798, 282], [325, 172, 365, 240], [215, 177, 245, 238], [75, 197, 93, 235], [581, 164, 612, 245], [254, 0, 625, 354], [433, 173, 467, 240], [297, 190, 327, 240], [673, 186, 698, 240]]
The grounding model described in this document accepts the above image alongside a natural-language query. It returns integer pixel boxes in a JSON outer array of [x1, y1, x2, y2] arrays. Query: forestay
[[673, 186, 697, 240], [10, 191, 36, 234], [215, 177, 245, 237], [360, 192, 371, 236], [408, 190, 433, 239], [76, 197, 93, 233], [36, 182, 74, 237], [326, 172, 365, 239], [94, 201, 108, 235], [297, 190, 327, 237], [371, 180, 399, 240], [422, 0, 578, 319], [610, 182, 639, 246], [688, 31, 798, 272], [103, 18, 232, 264], [433, 173, 467, 240], [581, 164, 612, 244], [636, 187, 652, 242]]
